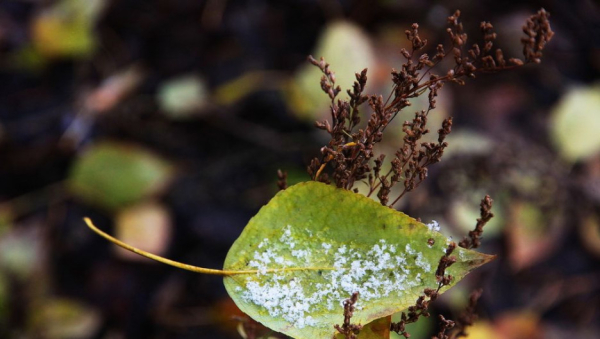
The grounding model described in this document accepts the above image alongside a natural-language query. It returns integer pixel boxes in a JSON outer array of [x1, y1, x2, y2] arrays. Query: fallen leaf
[[68, 141, 174, 211], [0, 226, 42, 280], [505, 200, 559, 271], [224, 182, 494, 339], [29, 298, 101, 339], [550, 82, 600, 163], [31, 0, 106, 59], [158, 74, 209, 118], [115, 202, 172, 262], [287, 21, 375, 121]]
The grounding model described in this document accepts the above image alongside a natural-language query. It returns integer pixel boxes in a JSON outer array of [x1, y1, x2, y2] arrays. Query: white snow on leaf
[[240, 224, 438, 328], [426, 220, 441, 232]]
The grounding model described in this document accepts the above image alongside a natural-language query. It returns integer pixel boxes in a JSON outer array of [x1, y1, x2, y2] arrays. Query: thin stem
[[84, 218, 335, 277], [367, 168, 392, 197], [415, 51, 447, 84], [84, 218, 240, 276], [383, 84, 397, 107], [389, 188, 408, 207]]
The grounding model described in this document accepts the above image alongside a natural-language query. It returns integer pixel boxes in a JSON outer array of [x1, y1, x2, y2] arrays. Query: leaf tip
[[468, 253, 497, 270]]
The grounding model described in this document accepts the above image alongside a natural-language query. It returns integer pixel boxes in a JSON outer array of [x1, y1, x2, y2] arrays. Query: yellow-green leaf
[[32, 0, 106, 59], [224, 182, 494, 339], [29, 298, 100, 339]]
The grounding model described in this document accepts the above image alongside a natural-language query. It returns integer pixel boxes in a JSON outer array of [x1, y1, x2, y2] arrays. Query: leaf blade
[[224, 182, 493, 339]]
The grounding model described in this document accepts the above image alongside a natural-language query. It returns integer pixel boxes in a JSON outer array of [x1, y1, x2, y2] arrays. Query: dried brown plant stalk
[[433, 315, 456, 339], [276, 169, 288, 191], [389, 193, 494, 337], [307, 9, 553, 208], [459, 195, 494, 249], [451, 289, 483, 339], [334, 292, 363, 339], [390, 242, 458, 338]]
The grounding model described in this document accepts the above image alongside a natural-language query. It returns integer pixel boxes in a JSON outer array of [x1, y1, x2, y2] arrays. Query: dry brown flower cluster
[[432, 314, 456, 339], [331, 8, 552, 339], [459, 195, 494, 249], [334, 292, 362, 339], [307, 9, 553, 208], [386, 192, 494, 338]]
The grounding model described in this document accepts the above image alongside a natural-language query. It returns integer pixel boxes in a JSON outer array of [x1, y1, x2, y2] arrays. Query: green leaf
[[287, 21, 375, 121], [68, 141, 173, 211], [158, 74, 208, 118], [550, 82, 600, 163], [224, 182, 494, 339], [29, 298, 100, 339]]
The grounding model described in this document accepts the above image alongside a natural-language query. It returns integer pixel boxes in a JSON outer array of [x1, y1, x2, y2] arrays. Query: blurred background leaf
[[32, 0, 106, 59], [114, 201, 172, 261], [550, 83, 600, 163], [288, 21, 375, 121], [68, 141, 174, 211]]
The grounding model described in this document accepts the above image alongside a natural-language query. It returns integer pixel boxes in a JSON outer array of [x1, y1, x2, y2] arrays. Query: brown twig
[[391, 242, 458, 337], [276, 169, 288, 191], [451, 289, 483, 338], [334, 292, 363, 339], [459, 195, 494, 249]]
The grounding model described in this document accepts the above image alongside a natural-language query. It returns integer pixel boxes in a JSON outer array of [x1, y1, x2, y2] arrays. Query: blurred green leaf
[[550, 83, 600, 163], [287, 21, 376, 121], [444, 130, 495, 158], [158, 74, 209, 118], [0, 228, 40, 280], [30, 298, 100, 339], [68, 141, 174, 211], [32, 0, 106, 59]]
